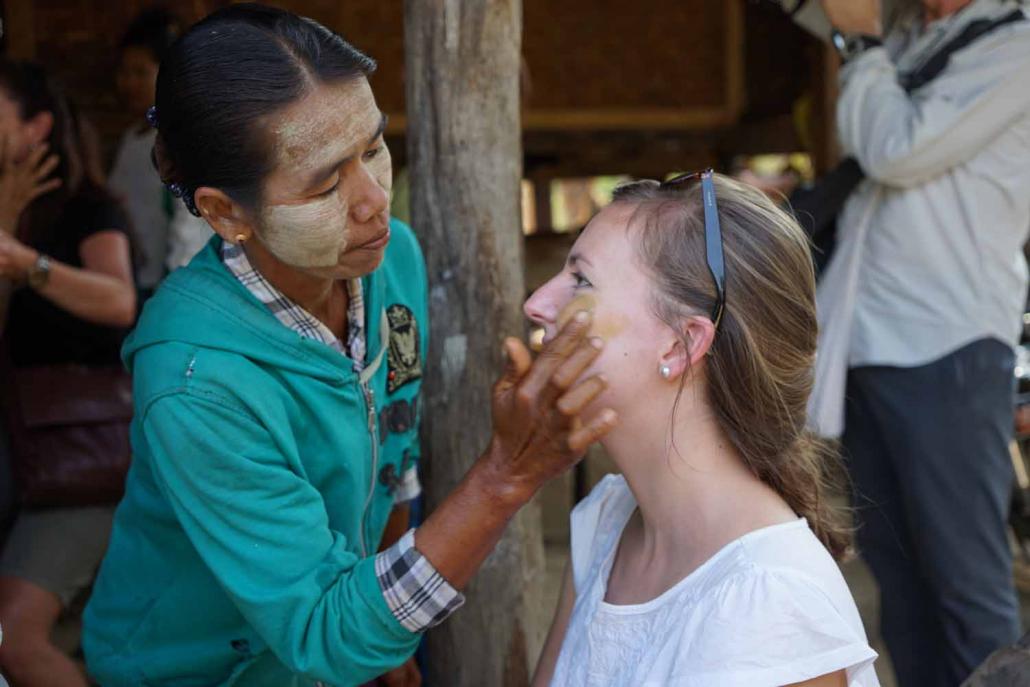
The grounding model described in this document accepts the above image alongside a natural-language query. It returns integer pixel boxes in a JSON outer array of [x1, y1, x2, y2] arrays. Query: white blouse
[[550, 475, 880, 687]]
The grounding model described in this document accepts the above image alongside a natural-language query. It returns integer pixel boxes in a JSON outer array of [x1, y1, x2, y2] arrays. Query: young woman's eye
[[363, 145, 383, 161], [571, 271, 592, 289]]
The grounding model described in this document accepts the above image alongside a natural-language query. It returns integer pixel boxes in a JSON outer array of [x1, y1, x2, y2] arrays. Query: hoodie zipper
[[356, 309, 389, 559], [358, 381, 379, 558]]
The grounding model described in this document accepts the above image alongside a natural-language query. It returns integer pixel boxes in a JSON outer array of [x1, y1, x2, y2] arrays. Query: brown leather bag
[[3, 363, 133, 507]]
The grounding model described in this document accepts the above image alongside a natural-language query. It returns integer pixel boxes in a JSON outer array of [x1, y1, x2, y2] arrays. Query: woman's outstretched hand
[[485, 310, 617, 503], [413, 309, 617, 591]]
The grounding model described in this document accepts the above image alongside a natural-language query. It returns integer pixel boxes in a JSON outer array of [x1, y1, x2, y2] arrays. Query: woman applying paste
[[81, 5, 615, 686], [530, 173, 879, 686]]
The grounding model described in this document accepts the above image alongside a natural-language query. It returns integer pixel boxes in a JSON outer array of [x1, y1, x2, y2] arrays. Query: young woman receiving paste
[[530, 173, 880, 687], [81, 6, 615, 686]]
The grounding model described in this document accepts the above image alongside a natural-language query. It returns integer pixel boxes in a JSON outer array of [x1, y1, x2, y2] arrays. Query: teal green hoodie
[[83, 219, 428, 686]]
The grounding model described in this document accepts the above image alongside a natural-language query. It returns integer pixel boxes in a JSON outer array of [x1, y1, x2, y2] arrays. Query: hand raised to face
[[0, 132, 61, 235], [486, 311, 618, 502]]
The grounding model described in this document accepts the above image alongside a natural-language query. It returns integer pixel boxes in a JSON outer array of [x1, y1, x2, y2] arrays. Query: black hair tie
[[151, 111, 201, 218], [167, 182, 201, 217]]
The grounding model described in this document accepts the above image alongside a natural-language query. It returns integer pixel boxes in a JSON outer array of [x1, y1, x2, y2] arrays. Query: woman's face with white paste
[[524, 203, 675, 420], [257, 77, 392, 279]]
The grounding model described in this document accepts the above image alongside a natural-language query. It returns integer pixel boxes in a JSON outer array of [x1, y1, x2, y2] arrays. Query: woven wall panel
[[523, 0, 731, 110], [5, 0, 812, 156]]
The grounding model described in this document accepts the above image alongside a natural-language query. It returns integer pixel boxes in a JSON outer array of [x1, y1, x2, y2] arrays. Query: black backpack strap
[[900, 8, 1027, 92]]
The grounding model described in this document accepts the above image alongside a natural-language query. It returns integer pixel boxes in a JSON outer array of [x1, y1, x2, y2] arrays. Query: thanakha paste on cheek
[[260, 194, 348, 268], [556, 292, 626, 341], [557, 294, 596, 330], [557, 293, 627, 342]]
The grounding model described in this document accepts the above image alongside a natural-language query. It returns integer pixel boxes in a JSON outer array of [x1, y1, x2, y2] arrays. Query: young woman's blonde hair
[[613, 173, 851, 559]]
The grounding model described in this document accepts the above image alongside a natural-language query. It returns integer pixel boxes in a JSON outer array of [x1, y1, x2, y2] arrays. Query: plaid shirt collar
[[222, 242, 367, 371]]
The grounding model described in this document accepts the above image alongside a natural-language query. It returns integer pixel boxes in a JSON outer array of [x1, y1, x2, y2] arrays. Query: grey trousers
[[844, 339, 1022, 687]]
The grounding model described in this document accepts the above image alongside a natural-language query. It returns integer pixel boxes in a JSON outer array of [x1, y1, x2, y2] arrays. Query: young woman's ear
[[683, 316, 717, 364], [657, 316, 716, 380], [193, 187, 256, 244]]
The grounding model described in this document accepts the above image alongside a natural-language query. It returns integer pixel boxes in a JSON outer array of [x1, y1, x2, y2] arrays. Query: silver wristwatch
[[831, 30, 883, 62], [27, 253, 51, 290]]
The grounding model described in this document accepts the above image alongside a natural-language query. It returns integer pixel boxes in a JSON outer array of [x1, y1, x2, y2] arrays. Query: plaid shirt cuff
[[375, 529, 465, 633]]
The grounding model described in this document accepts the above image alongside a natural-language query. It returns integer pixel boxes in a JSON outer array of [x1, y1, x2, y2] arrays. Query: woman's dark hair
[[119, 7, 183, 65], [0, 59, 111, 236], [152, 3, 377, 214]]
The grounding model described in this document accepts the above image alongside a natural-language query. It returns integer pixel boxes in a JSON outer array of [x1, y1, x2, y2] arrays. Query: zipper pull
[[365, 386, 376, 432]]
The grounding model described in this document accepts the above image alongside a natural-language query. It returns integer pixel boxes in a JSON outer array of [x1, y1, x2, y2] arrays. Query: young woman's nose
[[523, 280, 561, 327]]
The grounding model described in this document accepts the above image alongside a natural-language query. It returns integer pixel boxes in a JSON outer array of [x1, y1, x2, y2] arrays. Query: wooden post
[[404, 1, 547, 685]]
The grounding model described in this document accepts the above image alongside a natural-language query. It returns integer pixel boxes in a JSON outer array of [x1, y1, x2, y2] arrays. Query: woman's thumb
[[500, 337, 531, 385]]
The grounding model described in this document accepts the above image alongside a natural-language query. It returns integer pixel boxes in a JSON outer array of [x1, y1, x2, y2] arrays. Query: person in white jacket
[[814, 1, 1030, 684]]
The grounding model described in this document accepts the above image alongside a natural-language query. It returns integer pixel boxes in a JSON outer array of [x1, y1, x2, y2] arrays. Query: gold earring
[[235, 234, 248, 245]]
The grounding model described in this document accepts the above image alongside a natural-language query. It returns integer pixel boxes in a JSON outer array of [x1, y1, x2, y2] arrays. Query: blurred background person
[[110, 7, 209, 306], [0, 60, 135, 687], [813, 0, 1030, 684]]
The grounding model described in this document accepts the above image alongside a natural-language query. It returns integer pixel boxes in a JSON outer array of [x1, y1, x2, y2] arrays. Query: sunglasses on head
[[658, 168, 725, 331]]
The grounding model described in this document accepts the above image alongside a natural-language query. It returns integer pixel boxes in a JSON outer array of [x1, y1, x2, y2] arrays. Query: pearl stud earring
[[659, 365, 672, 379]]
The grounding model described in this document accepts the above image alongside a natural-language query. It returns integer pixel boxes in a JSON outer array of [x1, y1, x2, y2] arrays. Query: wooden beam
[[523, 107, 738, 131], [388, 105, 739, 134], [524, 130, 718, 179], [718, 114, 804, 157], [404, 1, 547, 684]]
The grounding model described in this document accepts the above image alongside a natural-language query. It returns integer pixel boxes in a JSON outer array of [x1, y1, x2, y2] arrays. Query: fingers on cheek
[[550, 364, 579, 392], [556, 395, 578, 418], [570, 409, 618, 449], [551, 344, 604, 393], [556, 377, 607, 417]]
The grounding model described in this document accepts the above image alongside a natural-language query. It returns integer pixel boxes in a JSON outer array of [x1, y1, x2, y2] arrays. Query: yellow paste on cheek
[[556, 293, 627, 342], [593, 314, 627, 342], [557, 294, 596, 331]]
